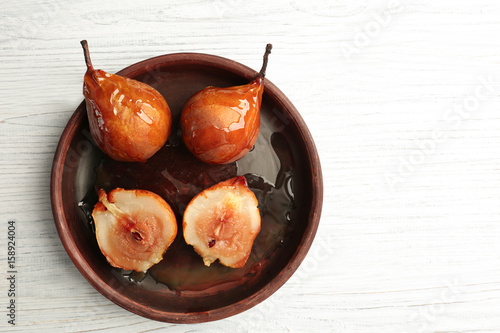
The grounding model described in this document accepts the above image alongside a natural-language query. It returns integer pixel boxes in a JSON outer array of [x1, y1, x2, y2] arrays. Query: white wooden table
[[2, 0, 500, 331]]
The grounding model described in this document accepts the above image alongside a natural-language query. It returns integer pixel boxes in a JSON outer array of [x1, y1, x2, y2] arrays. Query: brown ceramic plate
[[51, 51, 323, 323]]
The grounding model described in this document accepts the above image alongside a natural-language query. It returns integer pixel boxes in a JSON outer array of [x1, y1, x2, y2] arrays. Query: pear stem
[[80, 40, 94, 71], [258, 43, 272, 78]]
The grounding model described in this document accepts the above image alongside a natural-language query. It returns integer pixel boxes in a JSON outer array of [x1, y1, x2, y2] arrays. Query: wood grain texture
[[2, 0, 500, 331]]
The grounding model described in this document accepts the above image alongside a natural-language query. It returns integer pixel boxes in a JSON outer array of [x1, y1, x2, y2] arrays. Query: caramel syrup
[[79, 119, 296, 295]]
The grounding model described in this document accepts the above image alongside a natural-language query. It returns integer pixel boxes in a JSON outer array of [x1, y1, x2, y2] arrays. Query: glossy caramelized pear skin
[[180, 44, 272, 164], [183, 176, 261, 268], [92, 188, 177, 272], [181, 77, 263, 164], [81, 40, 171, 162]]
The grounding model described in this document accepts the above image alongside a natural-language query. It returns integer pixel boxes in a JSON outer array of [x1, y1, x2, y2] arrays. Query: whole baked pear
[[180, 44, 272, 164], [81, 40, 171, 162]]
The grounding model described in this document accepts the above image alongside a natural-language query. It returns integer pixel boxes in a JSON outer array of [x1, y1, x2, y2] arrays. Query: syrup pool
[[79, 116, 298, 294]]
